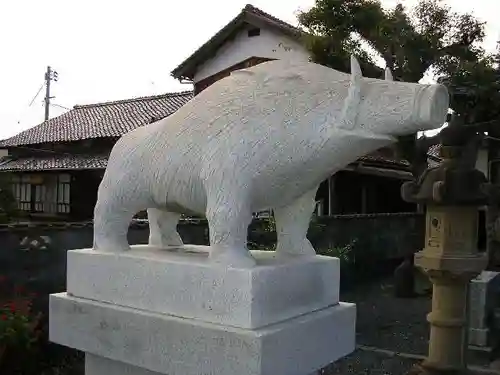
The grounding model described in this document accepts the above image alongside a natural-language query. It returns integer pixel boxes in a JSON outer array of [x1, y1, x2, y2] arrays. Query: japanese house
[[0, 92, 192, 220]]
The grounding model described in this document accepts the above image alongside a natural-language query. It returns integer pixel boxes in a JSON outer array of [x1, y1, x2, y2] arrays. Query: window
[[11, 173, 71, 214], [56, 174, 70, 213], [12, 175, 31, 211], [34, 184, 46, 212], [247, 28, 260, 37]]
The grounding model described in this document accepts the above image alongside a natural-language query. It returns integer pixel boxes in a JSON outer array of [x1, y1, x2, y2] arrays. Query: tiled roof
[[359, 154, 410, 168], [171, 4, 303, 80], [0, 154, 108, 171], [428, 144, 441, 159], [0, 91, 193, 147], [0, 153, 409, 173], [0, 152, 436, 173], [359, 148, 444, 170]]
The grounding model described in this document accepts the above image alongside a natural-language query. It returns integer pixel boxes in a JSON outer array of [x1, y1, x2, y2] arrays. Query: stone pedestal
[[468, 271, 500, 347], [50, 245, 356, 375]]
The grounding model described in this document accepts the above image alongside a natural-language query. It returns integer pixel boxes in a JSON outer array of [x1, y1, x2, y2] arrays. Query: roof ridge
[[243, 4, 301, 32], [73, 90, 193, 109]]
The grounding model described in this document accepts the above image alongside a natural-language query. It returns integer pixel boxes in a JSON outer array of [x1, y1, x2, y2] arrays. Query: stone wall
[[310, 212, 425, 261], [0, 213, 424, 304]]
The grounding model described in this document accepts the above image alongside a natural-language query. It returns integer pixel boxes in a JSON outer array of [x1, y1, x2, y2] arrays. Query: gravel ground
[[332, 275, 495, 372], [341, 276, 432, 356], [323, 349, 420, 375]]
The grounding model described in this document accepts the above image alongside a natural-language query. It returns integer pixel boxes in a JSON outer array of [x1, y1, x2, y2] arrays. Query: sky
[[0, 0, 499, 141]]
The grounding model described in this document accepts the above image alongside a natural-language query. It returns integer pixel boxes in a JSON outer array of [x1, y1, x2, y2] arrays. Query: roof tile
[[0, 91, 193, 147], [428, 144, 441, 159], [0, 155, 108, 171]]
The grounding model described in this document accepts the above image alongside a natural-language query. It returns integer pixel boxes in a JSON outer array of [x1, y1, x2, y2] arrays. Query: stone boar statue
[[94, 56, 449, 268]]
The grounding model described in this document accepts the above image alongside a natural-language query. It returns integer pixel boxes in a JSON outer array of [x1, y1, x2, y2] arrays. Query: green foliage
[[298, 0, 384, 77], [319, 239, 357, 265], [438, 49, 500, 123], [261, 216, 276, 233], [247, 241, 275, 251], [298, 0, 486, 82]]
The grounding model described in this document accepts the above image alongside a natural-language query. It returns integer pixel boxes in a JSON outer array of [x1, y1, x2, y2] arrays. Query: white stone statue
[[93, 56, 449, 268]]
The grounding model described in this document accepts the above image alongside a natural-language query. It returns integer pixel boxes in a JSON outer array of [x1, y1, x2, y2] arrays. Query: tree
[[298, 0, 486, 83], [438, 43, 500, 124], [297, 0, 384, 78]]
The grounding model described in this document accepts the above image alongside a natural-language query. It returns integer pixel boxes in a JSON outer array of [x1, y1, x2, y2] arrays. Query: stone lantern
[[402, 124, 495, 374]]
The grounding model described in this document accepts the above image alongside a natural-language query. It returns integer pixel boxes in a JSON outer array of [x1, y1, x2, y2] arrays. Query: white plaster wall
[[193, 25, 311, 82]]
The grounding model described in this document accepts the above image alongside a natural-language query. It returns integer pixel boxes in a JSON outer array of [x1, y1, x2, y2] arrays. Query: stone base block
[[50, 293, 355, 375], [85, 354, 319, 375], [67, 246, 340, 329], [469, 327, 490, 347], [469, 271, 500, 329], [86, 354, 161, 375]]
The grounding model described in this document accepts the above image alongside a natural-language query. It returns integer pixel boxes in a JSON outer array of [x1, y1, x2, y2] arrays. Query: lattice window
[[56, 174, 70, 213], [33, 184, 46, 212], [12, 175, 31, 211]]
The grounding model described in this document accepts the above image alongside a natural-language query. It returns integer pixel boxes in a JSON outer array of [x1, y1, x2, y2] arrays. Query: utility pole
[[44, 66, 58, 121]]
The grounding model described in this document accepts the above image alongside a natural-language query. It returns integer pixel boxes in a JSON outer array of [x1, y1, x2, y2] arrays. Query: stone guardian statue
[[93, 56, 450, 268]]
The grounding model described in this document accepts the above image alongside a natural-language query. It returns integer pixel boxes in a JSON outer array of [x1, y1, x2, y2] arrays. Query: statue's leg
[[93, 194, 141, 252], [147, 208, 183, 248], [205, 191, 255, 268], [274, 187, 318, 257]]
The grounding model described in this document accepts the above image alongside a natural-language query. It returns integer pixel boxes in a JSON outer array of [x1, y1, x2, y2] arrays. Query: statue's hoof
[[93, 242, 131, 253], [275, 242, 317, 258], [209, 247, 257, 269]]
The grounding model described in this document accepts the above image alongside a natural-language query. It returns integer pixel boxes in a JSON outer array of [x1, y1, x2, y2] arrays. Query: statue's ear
[[385, 67, 394, 81], [350, 55, 363, 84], [338, 55, 363, 130]]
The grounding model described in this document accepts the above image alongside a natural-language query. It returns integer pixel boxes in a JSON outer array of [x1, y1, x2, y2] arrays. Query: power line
[[50, 103, 71, 110], [16, 82, 46, 125], [28, 83, 45, 107]]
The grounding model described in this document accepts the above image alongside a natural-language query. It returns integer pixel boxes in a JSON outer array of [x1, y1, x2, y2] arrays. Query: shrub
[[0, 300, 40, 349], [0, 278, 42, 374], [319, 239, 357, 265]]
